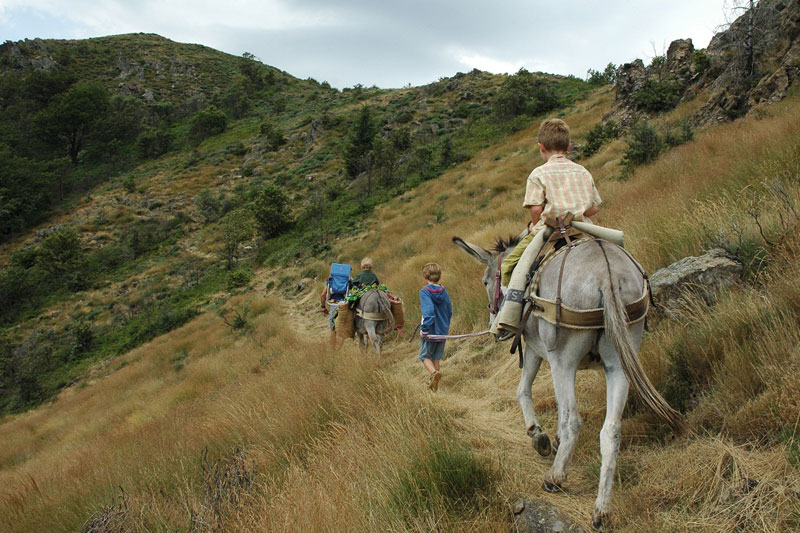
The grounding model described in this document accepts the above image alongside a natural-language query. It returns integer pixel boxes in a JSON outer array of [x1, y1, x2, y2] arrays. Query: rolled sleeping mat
[[336, 302, 356, 339], [572, 220, 625, 248]]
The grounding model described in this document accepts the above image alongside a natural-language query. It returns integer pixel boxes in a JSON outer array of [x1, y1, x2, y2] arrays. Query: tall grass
[[4, 91, 800, 531]]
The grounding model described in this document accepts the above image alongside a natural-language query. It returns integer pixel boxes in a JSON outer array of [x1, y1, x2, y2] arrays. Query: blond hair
[[360, 257, 373, 270], [421, 262, 442, 282], [538, 118, 570, 152]]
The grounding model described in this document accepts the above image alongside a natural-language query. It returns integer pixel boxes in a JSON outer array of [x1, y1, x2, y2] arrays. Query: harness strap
[[355, 309, 390, 321], [511, 302, 537, 364]]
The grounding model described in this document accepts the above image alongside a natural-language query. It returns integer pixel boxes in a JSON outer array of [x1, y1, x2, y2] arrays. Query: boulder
[[649, 248, 743, 315], [511, 499, 585, 533]]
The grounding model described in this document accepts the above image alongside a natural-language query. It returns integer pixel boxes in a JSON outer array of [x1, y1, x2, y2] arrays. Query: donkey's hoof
[[542, 479, 563, 493], [531, 431, 552, 457], [591, 509, 608, 531]]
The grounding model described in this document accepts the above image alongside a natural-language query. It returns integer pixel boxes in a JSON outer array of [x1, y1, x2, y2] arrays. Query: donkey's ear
[[452, 236, 491, 265]]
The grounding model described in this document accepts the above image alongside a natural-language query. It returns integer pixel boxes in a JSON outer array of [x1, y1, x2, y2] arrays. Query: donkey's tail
[[601, 250, 687, 436]]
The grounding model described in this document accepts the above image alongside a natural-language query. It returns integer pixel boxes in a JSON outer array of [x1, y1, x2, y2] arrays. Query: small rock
[[511, 499, 585, 533]]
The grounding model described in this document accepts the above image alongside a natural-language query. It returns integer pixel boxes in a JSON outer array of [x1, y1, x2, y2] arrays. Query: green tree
[[35, 81, 110, 165], [252, 184, 292, 239], [372, 135, 399, 189], [219, 208, 254, 270], [345, 106, 376, 178]]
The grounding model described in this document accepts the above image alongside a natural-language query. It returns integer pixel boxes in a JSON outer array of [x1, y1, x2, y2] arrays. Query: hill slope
[[3, 8, 800, 530]]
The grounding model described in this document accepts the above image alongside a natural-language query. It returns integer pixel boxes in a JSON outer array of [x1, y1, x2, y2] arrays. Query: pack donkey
[[354, 290, 395, 357], [453, 235, 684, 531]]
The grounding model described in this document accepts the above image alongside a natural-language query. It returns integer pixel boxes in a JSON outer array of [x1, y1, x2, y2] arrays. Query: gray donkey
[[354, 290, 395, 357], [454, 235, 683, 531]]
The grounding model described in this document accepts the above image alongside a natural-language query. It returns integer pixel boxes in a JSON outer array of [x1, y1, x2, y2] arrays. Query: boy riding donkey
[[491, 118, 620, 338]]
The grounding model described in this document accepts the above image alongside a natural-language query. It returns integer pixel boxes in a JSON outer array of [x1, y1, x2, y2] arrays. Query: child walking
[[418, 262, 452, 392]]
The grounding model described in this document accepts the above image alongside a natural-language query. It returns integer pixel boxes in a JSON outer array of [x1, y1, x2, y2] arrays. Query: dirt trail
[[284, 284, 600, 527]]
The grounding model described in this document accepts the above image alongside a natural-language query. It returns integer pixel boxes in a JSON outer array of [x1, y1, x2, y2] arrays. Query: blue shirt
[[419, 283, 452, 337]]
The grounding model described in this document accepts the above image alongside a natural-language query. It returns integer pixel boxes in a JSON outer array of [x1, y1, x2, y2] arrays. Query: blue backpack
[[327, 263, 351, 300]]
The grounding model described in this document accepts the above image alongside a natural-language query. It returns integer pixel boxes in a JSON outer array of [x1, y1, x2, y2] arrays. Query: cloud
[[1, 0, 727, 88]]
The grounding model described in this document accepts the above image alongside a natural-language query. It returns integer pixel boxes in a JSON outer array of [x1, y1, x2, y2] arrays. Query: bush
[[586, 62, 617, 86], [227, 265, 253, 290], [195, 189, 224, 223], [252, 185, 292, 239], [582, 120, 620, 157], [188, 106, 227, 145], [493, 68, 559, 119], [259, 120, 286, 151], [632, 76, 683, 113], [137, 127, 173, 159], [37, 227, 83, 276], [622, 120, 664, 168]]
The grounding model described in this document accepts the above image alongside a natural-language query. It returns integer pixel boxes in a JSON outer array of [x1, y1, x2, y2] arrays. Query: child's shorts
[[418, 339, 445, 361]]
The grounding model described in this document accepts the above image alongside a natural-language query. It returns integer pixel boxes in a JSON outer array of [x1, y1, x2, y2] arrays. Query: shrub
[[692, 50, 711, 73], [582, 120, 620, 157], [37, 227, 83, 276], [137, 127, 173, 159], [227, 265, 253, 290], [252, 184, 292, 239], [195, 189, 224, 223], [493, 68, 559, 119], [632, 76, 683, 112], [188, 106, 227, 145], [259, 120, 286, 151], [622, 120, 664, 167]]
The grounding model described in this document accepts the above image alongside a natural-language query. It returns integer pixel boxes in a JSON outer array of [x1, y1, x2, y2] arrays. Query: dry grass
[[3, 92, 800, 532]]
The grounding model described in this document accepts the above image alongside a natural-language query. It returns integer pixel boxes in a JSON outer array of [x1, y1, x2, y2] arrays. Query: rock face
[[605, 0, 800, 128], [695, 0, 800, 123], [603, 39, 701, 128], [649, 248, 744, 315], [511, 499, 585, 533]]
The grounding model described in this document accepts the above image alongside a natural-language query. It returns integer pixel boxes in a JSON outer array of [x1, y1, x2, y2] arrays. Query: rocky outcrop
[[650, 248, 744, 316], [603, 39, 701, 128], [604, 0, 800, 128], [511, 499, 585, 533], [694, 0, 800, 124]]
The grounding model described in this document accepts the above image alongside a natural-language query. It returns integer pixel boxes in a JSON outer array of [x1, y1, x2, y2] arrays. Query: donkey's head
[[452, 235, 519, 327]]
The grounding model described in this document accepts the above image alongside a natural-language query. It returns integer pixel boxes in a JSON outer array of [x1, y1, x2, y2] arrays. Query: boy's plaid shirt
[[523, 154, 601, 231]]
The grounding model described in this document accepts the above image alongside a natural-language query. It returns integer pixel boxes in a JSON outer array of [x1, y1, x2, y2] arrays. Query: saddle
[[510, 215, 651, 357]]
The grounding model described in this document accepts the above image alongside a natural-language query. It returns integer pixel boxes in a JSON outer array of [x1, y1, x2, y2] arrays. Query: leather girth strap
[[355, 309, 390, 321], [528, 238, 650, 330]]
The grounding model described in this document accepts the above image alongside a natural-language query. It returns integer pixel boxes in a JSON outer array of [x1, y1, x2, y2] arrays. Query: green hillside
[[2, 1, 800, 529], [0, 33, 594, 414]]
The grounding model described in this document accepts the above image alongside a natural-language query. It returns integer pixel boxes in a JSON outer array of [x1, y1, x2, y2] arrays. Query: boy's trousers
[[490, 226, 553, 334]]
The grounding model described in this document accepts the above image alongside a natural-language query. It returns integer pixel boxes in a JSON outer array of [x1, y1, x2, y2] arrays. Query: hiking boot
[[495, 331, 514, 341], [428, 371, 442, 392]]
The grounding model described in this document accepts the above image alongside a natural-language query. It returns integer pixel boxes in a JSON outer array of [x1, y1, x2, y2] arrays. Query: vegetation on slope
[[0, 34, 596, 414]]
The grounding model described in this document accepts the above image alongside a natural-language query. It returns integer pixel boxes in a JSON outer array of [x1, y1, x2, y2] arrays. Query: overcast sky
[[0, 1, 729, 89]]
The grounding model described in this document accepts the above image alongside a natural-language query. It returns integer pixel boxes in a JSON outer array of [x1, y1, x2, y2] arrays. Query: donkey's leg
[[544, 359, 581, 492], [366, 321, 381, 357], [517, 343, 551, 456], [592, 346, 630, 530]]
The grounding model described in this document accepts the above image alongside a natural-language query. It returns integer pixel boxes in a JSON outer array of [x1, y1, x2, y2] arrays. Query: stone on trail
[[511, 499, 585, 533]]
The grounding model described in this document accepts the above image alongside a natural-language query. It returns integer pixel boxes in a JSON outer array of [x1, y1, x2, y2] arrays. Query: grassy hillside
[[1, 54, 800, 531], [0, 34, 594, 414]]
